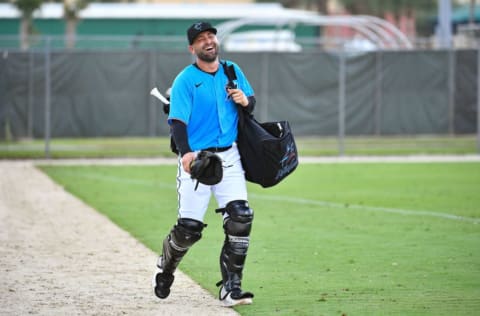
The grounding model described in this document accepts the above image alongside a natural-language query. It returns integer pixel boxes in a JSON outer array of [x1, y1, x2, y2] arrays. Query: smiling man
[[152, 22, 258, 307]]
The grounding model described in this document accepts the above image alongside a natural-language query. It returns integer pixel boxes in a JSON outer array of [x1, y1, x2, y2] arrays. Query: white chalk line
[[51, 169, 479, 225], [42, 169, 175, 190], [250, 194, 479, 224], [12, 154, 480, 166]]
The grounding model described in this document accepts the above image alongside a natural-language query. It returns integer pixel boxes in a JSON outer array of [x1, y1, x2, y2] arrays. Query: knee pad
[[170, 218, 205, 250], [223, 200, 254, 237]]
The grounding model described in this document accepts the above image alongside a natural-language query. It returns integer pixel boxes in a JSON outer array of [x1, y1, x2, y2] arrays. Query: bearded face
[[191, 31, 220, 63]]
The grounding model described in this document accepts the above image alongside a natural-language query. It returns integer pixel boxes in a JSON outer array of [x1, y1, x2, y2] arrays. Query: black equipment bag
[[222, 60, 298, 187], [237, 108, 298, 187]]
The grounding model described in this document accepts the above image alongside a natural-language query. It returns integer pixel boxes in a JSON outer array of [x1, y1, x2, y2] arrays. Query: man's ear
[[188, 45, 194, 55]]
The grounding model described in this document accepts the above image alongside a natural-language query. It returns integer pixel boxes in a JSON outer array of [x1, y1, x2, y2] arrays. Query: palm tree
[[62, 0, 89, 49], [11, 0, 43, 50]]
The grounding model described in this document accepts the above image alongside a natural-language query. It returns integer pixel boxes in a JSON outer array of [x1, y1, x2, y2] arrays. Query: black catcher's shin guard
[[154, 218, 204, 299], [217, 200, 254, 296], [160, 218, 205, 274]]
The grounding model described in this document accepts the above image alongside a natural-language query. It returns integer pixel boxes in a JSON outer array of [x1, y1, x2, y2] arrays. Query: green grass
[[38, 163, 480, 316], [0, 137, 173, 159], [1, 135, 478, 158]]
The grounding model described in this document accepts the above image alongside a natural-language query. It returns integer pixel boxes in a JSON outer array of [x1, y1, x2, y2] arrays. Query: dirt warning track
[[0, 161, 238, 316]]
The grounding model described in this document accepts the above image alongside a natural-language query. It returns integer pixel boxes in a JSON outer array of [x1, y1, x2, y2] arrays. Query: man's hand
[[189, 151, 223, 189], [181, 152, 196, 174], [227, 88, 249, 107]]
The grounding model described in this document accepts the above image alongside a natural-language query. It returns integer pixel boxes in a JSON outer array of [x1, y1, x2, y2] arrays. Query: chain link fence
[[0, 36, 479, 155]]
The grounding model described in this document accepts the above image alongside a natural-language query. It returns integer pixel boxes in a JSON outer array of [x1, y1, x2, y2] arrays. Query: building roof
[[451, 4, 480, 23], [0, 2, 315, 19]]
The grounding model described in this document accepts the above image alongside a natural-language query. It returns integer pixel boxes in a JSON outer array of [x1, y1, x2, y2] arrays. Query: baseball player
[[152, 21, 257, 307]]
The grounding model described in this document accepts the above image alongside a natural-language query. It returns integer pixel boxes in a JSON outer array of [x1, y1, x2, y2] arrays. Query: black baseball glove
[[190, 151, 223, 190]]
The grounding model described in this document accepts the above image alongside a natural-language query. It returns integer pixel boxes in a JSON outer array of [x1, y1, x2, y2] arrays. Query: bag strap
[[221, 60, 237, 85], [221, 60, 248, 129]]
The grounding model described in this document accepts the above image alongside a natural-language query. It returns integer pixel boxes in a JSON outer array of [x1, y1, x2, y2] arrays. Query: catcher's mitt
[[190, 151, 223, 190]]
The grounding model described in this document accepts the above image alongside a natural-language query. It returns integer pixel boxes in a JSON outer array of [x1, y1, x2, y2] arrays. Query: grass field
[[1, 135, 478, 158], [39, 162, 480, 316]]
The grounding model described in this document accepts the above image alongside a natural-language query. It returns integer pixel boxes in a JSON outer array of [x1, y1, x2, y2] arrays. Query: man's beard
[[197, 45, 219, 63]]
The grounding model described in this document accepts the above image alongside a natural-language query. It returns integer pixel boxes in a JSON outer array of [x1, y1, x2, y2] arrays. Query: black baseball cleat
[[152, 266, 174, 299]]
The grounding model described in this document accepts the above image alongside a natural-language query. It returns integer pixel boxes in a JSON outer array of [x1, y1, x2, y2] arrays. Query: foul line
[[249, 194, 479, 224], [46, 169, 175, 190], [42, 168, 478, 225]]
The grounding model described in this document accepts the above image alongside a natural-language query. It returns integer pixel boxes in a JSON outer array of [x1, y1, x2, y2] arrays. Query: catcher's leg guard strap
[[219, 200, 254, 292], [160, 218, 205, 274]]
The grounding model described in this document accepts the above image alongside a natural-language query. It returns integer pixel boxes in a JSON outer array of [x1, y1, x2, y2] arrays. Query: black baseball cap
[[187, 22, 217, 44]]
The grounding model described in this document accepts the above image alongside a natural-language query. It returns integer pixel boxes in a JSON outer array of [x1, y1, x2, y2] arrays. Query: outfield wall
[[0, 49, 477, 139]]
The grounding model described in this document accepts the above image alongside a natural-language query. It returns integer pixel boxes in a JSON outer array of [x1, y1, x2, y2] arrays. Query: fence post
[[338, 51, 346, 156], [260, 52, 270, 122], [477, 46, 480, 154], [148, 50, 157, 137], [448, 48, 455, 134], [375, 50, 383, 136], [44, 37, 51, 159], [28, 50, 34, 138]]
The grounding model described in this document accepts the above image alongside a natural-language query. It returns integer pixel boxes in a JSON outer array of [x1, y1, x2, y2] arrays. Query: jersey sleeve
[[168, 72, 191, 125]]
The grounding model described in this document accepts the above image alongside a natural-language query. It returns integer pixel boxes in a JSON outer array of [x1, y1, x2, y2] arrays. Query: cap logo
[[194, 23, 203, 31]]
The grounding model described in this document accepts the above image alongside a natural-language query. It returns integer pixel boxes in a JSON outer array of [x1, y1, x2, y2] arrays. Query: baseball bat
[[150, 87, 170, 105]]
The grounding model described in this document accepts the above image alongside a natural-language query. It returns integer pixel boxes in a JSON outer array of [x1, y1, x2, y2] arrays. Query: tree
[[255, 0, 328, 13], [337, 0, 437, 16], [260, 0, 441, 37], [61, 0, 89, 49], [11, 0, 43, 50]]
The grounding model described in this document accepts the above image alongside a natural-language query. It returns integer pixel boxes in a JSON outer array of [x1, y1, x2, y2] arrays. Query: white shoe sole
[[220, 294, 253, 307], [219, 287, 253, 307]]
